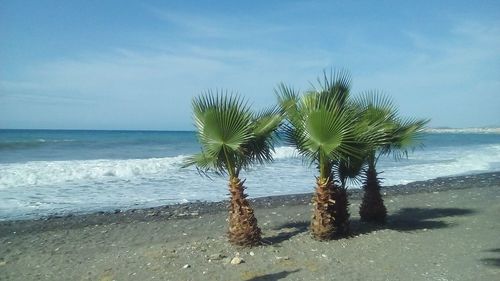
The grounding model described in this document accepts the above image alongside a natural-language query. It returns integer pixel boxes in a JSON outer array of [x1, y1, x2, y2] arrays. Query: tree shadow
[[245, 269, 300, 281], [481, 248, 500, 268], [263, 221, 309, 245], [486, 248, 500, 253], [352, 207, 476, 235]]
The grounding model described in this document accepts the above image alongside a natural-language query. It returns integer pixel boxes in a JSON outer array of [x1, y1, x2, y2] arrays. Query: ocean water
[[1, 129, 499, 220]]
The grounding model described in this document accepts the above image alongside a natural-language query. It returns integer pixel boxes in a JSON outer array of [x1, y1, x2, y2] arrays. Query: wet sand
[[1, 172, 499, 280]]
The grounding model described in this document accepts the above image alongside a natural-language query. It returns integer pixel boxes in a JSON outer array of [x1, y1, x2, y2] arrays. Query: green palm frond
[[194, 91, 252, 152], [275, 83, 301, 124], [183, 152, 224, 176], [352, 91, 400, 150], [252, 106, 283, 137], [301, 101, 358, 160], [336, 155, 367, 188], [187, 90, 283, 177], [189, 91, 254, 176], [351, 91, 429, 164], [310, 69, 352, 107], [382, 117, 429, 159], [240, 106, 283, 168], [281, 90, 365, 178], [353, 90, 397, 117]]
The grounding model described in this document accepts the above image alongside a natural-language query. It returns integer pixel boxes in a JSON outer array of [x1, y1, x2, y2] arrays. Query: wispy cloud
[[352, 20, 500, 126], [148, 6, 289, 40]]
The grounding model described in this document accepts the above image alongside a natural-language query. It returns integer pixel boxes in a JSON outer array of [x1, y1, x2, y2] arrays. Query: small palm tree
[[184, 91, 282, 246], [277, 71, 377, 239], [355, 92, 429, 223]]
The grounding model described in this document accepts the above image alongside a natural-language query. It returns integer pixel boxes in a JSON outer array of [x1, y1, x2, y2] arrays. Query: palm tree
[[277, 71, 378, 239], [184, 91, 282, 246], [355, 92, 429, 223]]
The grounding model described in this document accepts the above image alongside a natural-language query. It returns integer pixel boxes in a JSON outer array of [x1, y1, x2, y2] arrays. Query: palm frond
[[252, 106, 283, 137], [336, 156, 367, 188], [275, 83, 301, 123], [381, 117, 429, 159], [240, 106, 283, 168], [189, 91, 255, 176], [353, 90, 397, 117], [310, 68, 352, 107], [182, 152, 225, 177], [188, 90, 284, 177]]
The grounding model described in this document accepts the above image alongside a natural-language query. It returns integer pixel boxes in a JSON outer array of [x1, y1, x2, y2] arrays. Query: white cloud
[[351, 20, 500, 127]]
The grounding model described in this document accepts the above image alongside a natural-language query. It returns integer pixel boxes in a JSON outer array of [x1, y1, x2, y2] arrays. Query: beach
[[1, 172, 499, 281]]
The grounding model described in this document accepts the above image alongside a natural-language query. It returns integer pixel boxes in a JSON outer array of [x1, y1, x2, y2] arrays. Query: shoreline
[[1, 171, 498, 233]]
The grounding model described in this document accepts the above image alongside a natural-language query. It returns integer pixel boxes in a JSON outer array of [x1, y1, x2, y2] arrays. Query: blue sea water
[[1, 129, 499, 220]]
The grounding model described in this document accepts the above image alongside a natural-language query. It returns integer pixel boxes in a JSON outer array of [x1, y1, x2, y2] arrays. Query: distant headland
[[425, 127, 500, 134]]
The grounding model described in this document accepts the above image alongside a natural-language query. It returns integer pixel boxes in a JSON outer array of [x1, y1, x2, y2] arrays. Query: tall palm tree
[[184, 91, 282, 246], [277, 71, 379, 239], [354, 92, 429, 223]]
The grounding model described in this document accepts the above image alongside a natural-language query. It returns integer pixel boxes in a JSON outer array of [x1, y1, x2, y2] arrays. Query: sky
[[1, 0, 499, 130]]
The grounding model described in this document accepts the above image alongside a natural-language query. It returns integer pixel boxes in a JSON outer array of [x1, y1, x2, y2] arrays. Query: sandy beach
[[1, 172, 499, 281]]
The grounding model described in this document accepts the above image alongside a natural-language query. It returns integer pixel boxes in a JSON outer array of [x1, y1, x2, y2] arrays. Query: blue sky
[[1, 0, 499, 130]]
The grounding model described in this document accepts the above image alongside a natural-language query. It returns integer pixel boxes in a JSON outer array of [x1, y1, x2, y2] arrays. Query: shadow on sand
[[245, 269, 300, 281], [352, 207, 476, 235], [481, 248, 500, 268], [266, 207, 476, 245], [263, 221, 309, 244], [265, 207, 475, 245]]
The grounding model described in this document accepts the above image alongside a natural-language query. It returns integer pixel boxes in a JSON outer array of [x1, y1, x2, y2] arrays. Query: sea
[[1, 129, 499, 221]]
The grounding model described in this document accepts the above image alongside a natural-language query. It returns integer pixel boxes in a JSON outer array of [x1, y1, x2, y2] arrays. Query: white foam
[[0, 155, 187, 189], [272, 146, 298, 159], [379, 144, 500, 185]]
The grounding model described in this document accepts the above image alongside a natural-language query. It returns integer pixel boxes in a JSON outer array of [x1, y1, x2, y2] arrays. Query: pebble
[[182, 264, 190, 269], [230, 257, 244, 265], [249, 251, 255, 256]]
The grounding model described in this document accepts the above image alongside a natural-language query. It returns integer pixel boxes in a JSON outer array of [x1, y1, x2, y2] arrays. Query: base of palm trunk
[[359, 167, 387, 223], [228, 177, 262, 247], [311, 178, 336, 240]]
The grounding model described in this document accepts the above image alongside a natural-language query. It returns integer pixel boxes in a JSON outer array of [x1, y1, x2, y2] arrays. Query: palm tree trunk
[[359, 165, 387, 223], [333, 185, 350, 236], [311, 177, 336, 240], [228, 176, 262, 246]]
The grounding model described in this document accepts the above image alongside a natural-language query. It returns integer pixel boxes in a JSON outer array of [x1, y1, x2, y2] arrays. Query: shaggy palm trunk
[[333, 185, 350, 236], [359, 165, 387, 223], [228, 176, 262, 246], [311, 177, 336, 240]]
